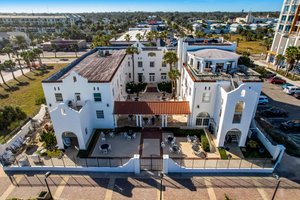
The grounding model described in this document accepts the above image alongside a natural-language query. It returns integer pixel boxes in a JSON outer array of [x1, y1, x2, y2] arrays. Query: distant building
[[0, 31, 31, 46], [41, 38, 87, 51], [0, 14, 83, 33], [268, 0, 300, 64], [235, 12, 277, 24]]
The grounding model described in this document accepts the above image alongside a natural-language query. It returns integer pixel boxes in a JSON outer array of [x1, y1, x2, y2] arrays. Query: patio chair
[[102, 149, 108, 154], [187, 135, 192, 143], [161, 142, 166, 148], [101, 137, 106, 142], [109, 132, 114, 138], [108, 144, 112, 151]]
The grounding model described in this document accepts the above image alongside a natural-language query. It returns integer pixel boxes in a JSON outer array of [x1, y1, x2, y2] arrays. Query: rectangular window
[[232, 101, 244, 124], [55, 93, 63, 102], [138, 61, 143, 68], [149, 73, 155, 82], [75, 93, 81, 101], [190, 58, 194, 65], [94, 93, 102, 102], [161, 73, 167, 80], [96, 110, 104, 119], [162, 63, 166, 67], [128, 61, 131, 67], [202, 92, 211, 103], [150, 61, 155, 68], [128, 73, 131, 79]]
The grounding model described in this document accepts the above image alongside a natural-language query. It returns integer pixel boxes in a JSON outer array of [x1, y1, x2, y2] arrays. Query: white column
[[140, 115, 143, 127], [165, 115, 168, 127], [114, 115, 118, 127], [136, 115, 139, 127], [163, 154, 169, 174], [161, 115, 165, 127], [133, 154, 140, 174]]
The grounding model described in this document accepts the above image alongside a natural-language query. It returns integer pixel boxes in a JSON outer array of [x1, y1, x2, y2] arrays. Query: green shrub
[[0, 106, 27, 131], [126, 82, 147, 94], [158, 82, 172, 93], [201, 134, 210, 152], [35, 97, 46, 105], [248, 139, 258, 149], [218, 148, 228, 159], [40, 131, 57, 149]]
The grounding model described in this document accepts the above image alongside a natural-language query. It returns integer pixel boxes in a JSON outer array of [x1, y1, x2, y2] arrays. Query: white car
[[283, 86, 300, 95], [258, 95, 269, 105]]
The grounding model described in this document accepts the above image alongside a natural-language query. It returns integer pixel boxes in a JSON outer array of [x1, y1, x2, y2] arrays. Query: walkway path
[[1, 171, 300, 200]]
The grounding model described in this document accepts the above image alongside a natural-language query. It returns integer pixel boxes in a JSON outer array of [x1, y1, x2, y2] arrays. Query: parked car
[[260, 107, 288, 118], [258, 95, 269, 105], [294, 92, 300, 99], [281, 83, 294, 90], [280, 120, 300, 132], [268, 76, 286, 84], [283, 86, 300, 95]]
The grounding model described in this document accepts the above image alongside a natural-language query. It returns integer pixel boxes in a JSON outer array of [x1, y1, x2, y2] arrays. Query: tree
[[124, 34, 131, 46], [275, 54, 285, 72], [168, 69, 181, 99], [285, 46, 298, 76], [195, 31, 206, 38], [70, 44, 79, 57], [135, 33, 143, 41], [91, 34, 111, 48], [146, 31, 154, 42], [20, 51, 32, 70], [163, 51, 178, 70], [15, 51, 25, 75], [0, 62, 7, 85], [263, 37, 273, 59], [12, 35, 27, 51], [51, 44, 59, 58], [126, 46, 139, 83], [3, 60, 16, 80], [1, 45, 13, 59], [32, 48, 43, 66]]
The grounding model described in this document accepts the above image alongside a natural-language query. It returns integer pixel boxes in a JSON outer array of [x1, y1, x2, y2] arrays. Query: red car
[[268, 76, 287, 84]]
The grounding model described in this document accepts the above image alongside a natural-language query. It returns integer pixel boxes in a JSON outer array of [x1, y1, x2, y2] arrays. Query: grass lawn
[[230, 34, 267, 55], [0, 63, 68, 143]]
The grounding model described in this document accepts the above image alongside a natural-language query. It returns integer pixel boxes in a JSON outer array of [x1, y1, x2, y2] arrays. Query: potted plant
[[37, 191, 51, 200]]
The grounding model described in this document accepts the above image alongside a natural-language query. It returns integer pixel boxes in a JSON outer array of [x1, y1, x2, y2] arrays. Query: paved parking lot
[[1, 170, 300, 200], [260, 81, 300, 121]]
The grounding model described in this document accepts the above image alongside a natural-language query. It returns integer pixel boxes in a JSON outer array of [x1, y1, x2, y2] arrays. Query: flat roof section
[[57, 49, 126, 82], [114, 101, 191, 115]]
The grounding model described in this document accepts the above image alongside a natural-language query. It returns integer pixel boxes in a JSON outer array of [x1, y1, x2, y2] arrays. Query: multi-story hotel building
[[268, 0, 300, 63], [42, 38, 263, 150]]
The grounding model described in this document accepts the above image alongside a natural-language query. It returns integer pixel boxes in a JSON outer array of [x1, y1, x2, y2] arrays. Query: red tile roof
[[114, 101, 191, 115]]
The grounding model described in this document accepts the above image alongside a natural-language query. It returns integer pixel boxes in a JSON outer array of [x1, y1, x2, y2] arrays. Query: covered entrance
[[195, 112, 210, 127], [114, 101, 190, 127], [225, 129, 242, 145], [61, 132, 79, 149]]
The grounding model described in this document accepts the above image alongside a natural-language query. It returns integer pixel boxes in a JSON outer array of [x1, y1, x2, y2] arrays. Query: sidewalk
[[0, 68, 30, 84], [253, 59, 300, 87]]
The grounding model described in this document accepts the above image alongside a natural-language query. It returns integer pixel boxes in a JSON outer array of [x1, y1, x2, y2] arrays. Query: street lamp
[[44, 171, 53, 200], [271, 173, 281, 200], [160, 172, 164, 200]]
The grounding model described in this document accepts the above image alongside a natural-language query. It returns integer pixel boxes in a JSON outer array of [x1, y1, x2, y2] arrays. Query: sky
[[0, 0, 283, 13]]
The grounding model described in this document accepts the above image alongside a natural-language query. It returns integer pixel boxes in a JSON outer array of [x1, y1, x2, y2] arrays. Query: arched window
[[196, 112, 210, 126], [232, 101, 245, 124]]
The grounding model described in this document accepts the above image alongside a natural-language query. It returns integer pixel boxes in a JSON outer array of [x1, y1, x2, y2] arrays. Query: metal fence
[[9, 155, 132, 168], [140, 156, 163, 171], [172, 158, 274, 169]]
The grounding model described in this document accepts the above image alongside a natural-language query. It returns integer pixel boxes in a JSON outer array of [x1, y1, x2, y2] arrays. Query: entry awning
[[114, 101, 191, 115]]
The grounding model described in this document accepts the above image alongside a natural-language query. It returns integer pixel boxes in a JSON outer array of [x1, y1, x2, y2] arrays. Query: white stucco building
[[42, 38, 262, 150]]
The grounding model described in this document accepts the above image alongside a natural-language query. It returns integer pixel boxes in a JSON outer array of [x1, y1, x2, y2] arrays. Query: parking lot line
[[204, 177, 216, 200], [104, 177, 115, 200]]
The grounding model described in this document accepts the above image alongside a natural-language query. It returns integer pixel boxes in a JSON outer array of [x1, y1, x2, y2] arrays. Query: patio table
[[100, 144, 109, 150], [166, 136, 175, 143]]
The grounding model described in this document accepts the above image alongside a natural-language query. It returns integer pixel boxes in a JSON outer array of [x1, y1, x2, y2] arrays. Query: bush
[[40, 131, 57, 149], [126, 82, 147, 94], [0, 106, 27, 131], [158, 82, 172, 93], [218, 148, 228, 159], [248, 139, 258, 149], [35, 97, 46, 105], [238, 55, 255, 68], [201, 134, 210, 152]]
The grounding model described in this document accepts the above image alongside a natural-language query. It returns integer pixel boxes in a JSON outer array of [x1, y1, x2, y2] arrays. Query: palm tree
[[15, 51, 25, 75], [51, 44, 59, 58], [20, 51, 32, 71], [124, 34, 131, 46], [263, 38, 273, 59], [0, 62, 7, 85], [285, 46, 298, 76], [126, 47, 139, 83], [163, 51, 178, 70], [3, 60, 16, 80], [160, 31, 168, 43], [70, 44, 79, 57], [195, 31, 206, 38], [146, 31, 154, 42], [135, 33, 143, 41], [12, 35, 27, 52], [28, 50, 37, 69], [2, 45, 13, 59], [275, 54, 285, 72], [168, 69, 181, 99], [33, 48, 43, 66]]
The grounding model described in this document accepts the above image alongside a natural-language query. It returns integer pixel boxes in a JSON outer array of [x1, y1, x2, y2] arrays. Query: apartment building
[[42, 38, 262, 150], [0, 14, 83, 33], [268, 0, 300, 63]]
